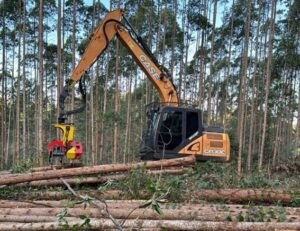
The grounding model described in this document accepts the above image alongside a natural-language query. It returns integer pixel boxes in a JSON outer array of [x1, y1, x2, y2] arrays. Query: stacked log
[[0, 156, 195, 186], [0, 199, 298, 230], [14, 168, 188, 188], [0, 220, 299, 231], [17, 188, 299, 204], [0, 157, 299, 230]]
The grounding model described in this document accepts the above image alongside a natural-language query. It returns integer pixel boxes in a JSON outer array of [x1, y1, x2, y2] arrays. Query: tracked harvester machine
[[48, 9, 230, 163]]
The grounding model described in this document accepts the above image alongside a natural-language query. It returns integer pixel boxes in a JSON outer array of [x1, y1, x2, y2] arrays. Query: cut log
[[14, 168, 188, 187], [29, 163, 84, 172], [14, 175, 125, 187], [21, 188, 299, 204], [0, 220, 299, 231], [1, 200, 299, 220], [0, 205, 298, 222], [191, 189, 298, 203], [0, 156, 195, 186], [0, 207, 231, 220], [22, 190, 125, 200], [0, 170, 11, 175], [0, 215, 79, 223]]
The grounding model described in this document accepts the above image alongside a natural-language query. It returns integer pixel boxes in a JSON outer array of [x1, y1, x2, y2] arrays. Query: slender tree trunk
[[223, 0, 234, 129], [183, 4, 190, 103], [22, 0, 26, 160], [259, 0, 277, 170], [207, 0, 217, 125], [1, 5, 6, 168], [90, 0, 96, 165], [15, 1, 23, 165], [170, 0, 177, 79], [99, 53, 109, 162], [296, 77, 300, 158], [123, 76, 132, 163], [247, 2, 261, 171], [237, 0, 251, 174], [113, 39, 120, 163], [178, 0, 186, 100], [272, 117, 281, 165], [37, 0, 44, 165], [71, 0, 76, 123], [57, 0, 62, 122], [198, 0, 207, 109]]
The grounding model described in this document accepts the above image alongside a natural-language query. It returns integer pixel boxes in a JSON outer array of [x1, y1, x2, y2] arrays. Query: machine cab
[[140, 103, 203, 160]]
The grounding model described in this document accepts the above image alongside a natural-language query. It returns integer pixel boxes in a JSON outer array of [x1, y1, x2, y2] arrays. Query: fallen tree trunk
[[0, 156, 195, 186], [191, 189, 299, 203], [1, 200, 299, 219], [14, 168, 188, 188], [0, 205, 298, 222], [0, 207, 232, 220], [21, 188, 299, 204], [29, 163, 84, 172], [0, 220, 299, 231], [0, 215, 79, 223], [14, 175, 125, 188], [21, 190, 125, 200], [0, 170, 11, 175]]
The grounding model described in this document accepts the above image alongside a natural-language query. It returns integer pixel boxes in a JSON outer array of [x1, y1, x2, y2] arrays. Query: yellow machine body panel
[[179, 132, 230, 161], [53, 124, 75, 146], [66, 147, 76, 160]]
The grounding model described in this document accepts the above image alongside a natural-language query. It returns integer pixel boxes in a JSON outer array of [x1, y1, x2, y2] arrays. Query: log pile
[[0, 199, 298, 230], [0, 156, 299, 230]]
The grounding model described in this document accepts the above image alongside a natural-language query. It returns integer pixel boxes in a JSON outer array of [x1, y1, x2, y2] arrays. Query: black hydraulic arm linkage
[[58, 77, 86, 124]]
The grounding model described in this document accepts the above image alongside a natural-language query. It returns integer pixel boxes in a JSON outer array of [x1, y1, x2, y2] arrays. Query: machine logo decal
[[140, 55, 160, 79], [204, 149, 225, 155]]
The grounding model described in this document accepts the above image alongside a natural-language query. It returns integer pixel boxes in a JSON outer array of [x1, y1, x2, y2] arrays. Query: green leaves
[[81, 194, 93, 209], [140, 199, 163, 215], [98, 179, 116, 192], [56, 208, 69, 228]]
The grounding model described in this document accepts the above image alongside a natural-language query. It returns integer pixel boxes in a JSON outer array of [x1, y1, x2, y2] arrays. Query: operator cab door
[[157, 109, 184, 152], [155, 107, 202, 158]]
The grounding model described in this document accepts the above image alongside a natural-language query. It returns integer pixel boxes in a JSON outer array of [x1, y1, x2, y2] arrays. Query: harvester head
[[48, 123, 82, 164]]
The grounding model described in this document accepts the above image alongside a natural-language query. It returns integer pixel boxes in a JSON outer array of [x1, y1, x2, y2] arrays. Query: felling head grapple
[[48, 75, 86, 163], [48, 123, 82, 163]]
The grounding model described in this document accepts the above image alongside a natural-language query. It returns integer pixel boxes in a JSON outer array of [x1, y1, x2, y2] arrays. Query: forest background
[[0, 0, 299, 174]]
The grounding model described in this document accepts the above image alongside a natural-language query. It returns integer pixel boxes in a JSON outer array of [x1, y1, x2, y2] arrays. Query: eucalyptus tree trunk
[[95, 0, 101, 164], [37, 0, 44, 165], [145, 1, 154, 105], [123, 76, 132, 163], [71, 0, 76, 123], [198, 0, 207, 109], [207, 0, 217, 125], [161, 4, 167, 67], [113, 39, 120, 163], [237, 0, 251, 174], [90, 0, 96, 165], [247, 1, 262, 171], [259, 0, 277, 170], [1, 4, 6, 168], [22, 0, 26, 160], [170, 0, 177, 79], [15, 1, 22, 164], [178, 0, 186, 100], [57, 0, 62, 121], [272, 117, 281, 165], [183, 9, 190, 103], [223, 0, 234, 128], [296, 78, 300, 158]]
